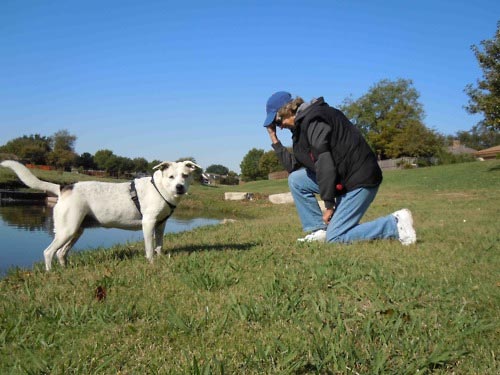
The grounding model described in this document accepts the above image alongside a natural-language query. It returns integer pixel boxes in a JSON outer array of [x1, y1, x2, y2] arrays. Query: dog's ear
[[184, 161, 202, 171], [152, 161, 172, 171]]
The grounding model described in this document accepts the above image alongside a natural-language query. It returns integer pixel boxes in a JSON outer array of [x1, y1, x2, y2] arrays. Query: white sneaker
[[392, 209, 416, 245], [297, 229, 327, 243]]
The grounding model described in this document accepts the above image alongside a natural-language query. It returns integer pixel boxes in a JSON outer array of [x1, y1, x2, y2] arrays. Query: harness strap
[[151, 176, 177, 224], [129, 178, 177, 226], [129, 180, 142, 215]]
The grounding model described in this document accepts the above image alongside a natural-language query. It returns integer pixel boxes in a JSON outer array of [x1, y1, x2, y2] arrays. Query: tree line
[[0, 131, 159, 177], [0, 131, 240, 183], [0, 131, 219, 180], [1, 77, 497, 181]]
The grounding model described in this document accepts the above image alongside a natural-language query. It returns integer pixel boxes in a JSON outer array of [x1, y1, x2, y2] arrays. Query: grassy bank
[[0, 165, 125, 190], [0, 161, 499, 374]]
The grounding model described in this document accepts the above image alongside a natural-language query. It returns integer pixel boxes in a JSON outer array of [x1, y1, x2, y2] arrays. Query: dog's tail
[[1, 160, 60, 196]]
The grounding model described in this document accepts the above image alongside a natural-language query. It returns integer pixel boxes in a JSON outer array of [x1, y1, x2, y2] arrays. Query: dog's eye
[[182, 173, 189, 178], [169, 175, 174, 179]]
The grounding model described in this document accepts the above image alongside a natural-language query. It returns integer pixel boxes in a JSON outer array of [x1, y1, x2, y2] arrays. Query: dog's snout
[[176, 184, 185, 194]]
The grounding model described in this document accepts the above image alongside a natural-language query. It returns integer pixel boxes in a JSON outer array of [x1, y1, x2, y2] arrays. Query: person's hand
[[323, 207, 334, 224]]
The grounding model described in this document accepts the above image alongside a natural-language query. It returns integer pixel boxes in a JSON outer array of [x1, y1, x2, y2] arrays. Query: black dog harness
[[129, 178, 177, 225], [129, 180, 142, 214]]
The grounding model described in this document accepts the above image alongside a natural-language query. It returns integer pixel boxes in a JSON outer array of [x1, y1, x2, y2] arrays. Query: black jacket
[[272, 97, 382, 209]]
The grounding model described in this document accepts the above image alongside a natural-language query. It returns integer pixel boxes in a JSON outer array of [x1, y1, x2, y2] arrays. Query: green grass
[[1, 161, 499, 374]]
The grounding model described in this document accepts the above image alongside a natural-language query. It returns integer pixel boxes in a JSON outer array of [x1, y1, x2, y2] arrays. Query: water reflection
[[0, 202, 220, 274], [0, 201, 53, 232]]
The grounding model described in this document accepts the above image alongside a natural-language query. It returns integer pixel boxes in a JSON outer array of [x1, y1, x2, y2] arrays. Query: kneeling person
[[262, 91, 416, 245]]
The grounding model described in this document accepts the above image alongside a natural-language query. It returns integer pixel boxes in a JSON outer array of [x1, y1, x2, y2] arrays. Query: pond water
[[0, 202, 219, 275]]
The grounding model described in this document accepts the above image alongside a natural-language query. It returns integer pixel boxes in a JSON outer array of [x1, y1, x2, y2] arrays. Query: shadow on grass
[[487, 164, 500, 171], [72, 241, 258, 266], [171, 242, 258, 254]]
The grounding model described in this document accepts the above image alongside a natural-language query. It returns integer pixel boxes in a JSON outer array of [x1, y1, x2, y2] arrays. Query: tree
[[258, 150, 283, 176], [340, 78, 427, 159], [51, 129, 76, 152], [115, 156, 134, 176], [75, 152, 96, 170], [386, 122, 443, 158], [94, 150, 150, 177], [94, 149, 115, 171], [47, 130, 77, 169], [206, 164, 229, 175], [0, 134, 51, 164], [132, 157, 149, 173], [464, 21, 500, 131], [220, 171, 240, 185], [240, 148, 266, 181], [148, 160, 162, 170]]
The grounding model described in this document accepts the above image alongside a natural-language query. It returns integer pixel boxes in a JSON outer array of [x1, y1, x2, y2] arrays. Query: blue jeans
[[288, 168, 398, 243]]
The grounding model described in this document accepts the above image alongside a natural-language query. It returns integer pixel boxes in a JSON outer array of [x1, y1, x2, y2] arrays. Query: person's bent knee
[[288, 169, 305, 190]]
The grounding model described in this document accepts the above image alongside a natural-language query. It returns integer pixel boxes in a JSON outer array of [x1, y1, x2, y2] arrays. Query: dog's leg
[[154, 221, 167, 256], [45, 204, 85, 271], [142, 219, 157, 262], [44, 232, 77, 271], [56, 227, 84, 267]]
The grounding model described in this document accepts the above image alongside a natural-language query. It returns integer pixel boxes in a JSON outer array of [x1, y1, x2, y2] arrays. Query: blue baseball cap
[[263, 91, 292, 127]]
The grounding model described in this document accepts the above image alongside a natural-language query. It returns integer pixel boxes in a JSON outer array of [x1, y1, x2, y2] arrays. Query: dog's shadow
[[82, 241, 257, 264], [171, 242, 257, 255], [488, 164, 500, 172]]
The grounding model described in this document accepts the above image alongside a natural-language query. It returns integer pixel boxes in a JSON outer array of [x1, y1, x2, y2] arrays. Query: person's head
[[263, 91, 304, 129], [276, 97, 304, 128]]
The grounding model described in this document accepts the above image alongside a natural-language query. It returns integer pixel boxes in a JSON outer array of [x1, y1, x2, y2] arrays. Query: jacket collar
[[294, 97, 325, 126]]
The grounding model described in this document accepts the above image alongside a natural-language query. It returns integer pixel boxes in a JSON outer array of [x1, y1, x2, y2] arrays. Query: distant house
[[475, 145, 500, 160], [201, 173, 211, 185], [448, 140, 477, 155], [201, 172, 223, 185]]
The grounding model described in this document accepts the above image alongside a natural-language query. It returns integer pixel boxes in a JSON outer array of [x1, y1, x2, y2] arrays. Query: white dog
[[1, 160, 201, 271]]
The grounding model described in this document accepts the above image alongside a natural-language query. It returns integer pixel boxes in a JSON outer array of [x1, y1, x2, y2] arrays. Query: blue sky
[[1, 0, 498, 172]]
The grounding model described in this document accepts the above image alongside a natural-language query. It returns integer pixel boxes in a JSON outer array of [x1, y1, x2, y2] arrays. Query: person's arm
[[307, 121, 337, 210], [267, 124, 298, 173], [266, 123, 279, 144]]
